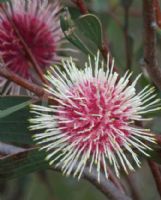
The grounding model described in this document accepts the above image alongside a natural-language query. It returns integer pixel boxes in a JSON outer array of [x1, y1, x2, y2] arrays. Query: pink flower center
[[58, 79, 131, 154], [0, 13, 56, 78]]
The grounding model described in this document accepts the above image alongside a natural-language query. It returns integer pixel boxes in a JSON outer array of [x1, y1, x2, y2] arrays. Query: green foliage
[[76, 14, 103, 48], [0, 148, 48, 181], [0, 97, 33, 144], [0, 97, 31, 119], [61, 10, 103, 57], [0, 0, 9, 2]]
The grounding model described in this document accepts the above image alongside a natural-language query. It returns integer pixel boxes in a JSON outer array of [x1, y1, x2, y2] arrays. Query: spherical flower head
[[0, 0, 63, 94], [30, 53, 160, 181]]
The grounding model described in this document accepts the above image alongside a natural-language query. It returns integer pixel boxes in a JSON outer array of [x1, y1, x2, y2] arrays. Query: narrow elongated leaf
[[0, 99, 31, 119], [0, 97, 33, 144], [0, 96, 31, 109], [0, 148, 48, 181]]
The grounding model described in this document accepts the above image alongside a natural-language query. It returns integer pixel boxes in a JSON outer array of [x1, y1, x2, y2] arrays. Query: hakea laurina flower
[[0, 0, 64, 94], [30, 53, 160, 181]]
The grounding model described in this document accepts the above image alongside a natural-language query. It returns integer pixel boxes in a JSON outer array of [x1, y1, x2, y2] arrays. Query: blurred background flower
[[0, 0, 64, 95]]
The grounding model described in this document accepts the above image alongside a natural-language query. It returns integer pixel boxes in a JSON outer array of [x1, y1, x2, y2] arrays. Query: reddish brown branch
[[148, 160, 161, 197], [101, 46, 119, 73], [0, 67, 45, 98], [0, 67, 58, 104], [143, 0, 161, 91], [153, 0, 161, 28], [107, 167, 125, 194], [72, 0, 88, 14], [125, 174, 141, 200], [100, 159, 125, 194], [142, 13, 161, 192], [0, 6, 48, 85], [0, 71, 50, 105], [155, 135, 161, 145]]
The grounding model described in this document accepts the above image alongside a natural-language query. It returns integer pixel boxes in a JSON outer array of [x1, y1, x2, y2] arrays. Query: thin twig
[[148, 160, 161, 197], [100, 31, 119, 73], [125, 174, 141, 200], [153, 0, 161, 28], [107, 166, 125, 194], [143, 0, 161, 91], [156, 135, 161, 146], [0, 67, 46, 98], [0, 67, 58, 104], [100, 158, 126, 194]]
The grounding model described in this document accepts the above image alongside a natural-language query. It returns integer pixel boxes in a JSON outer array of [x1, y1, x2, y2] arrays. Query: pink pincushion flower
[[30, 53, 160, 180], [0, 0, 63, 94]]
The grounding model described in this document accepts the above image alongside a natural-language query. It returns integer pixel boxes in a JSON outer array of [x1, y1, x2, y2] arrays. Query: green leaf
[[0, 96, 31, 109], [0, 96, 33, 144], [76, 14, 103, 48], [0, 98, 31, 119], [0, 0, 9, 2], [0, 148, 49, 181], [107, 18, 125, 67], [60, 10, 94, 56], [60, 10, 103, 57]]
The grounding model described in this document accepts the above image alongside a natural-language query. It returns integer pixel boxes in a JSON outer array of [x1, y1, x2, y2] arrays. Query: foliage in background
[[1, 0, 161, 200]]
